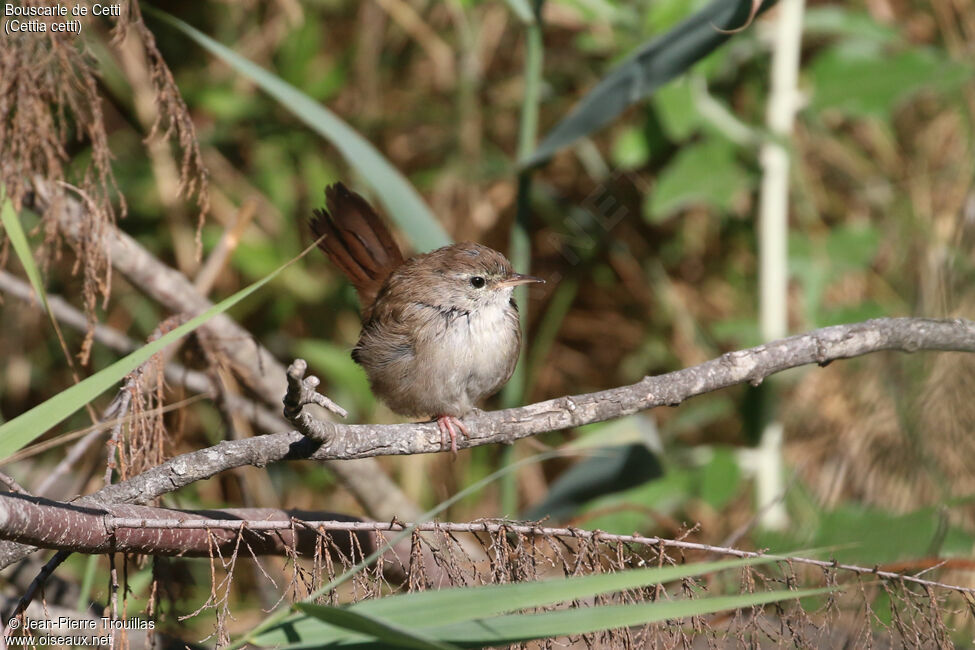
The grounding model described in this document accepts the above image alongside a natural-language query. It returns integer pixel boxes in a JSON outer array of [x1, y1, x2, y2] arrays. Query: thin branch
[[0, 472, 28, 495], [283, 358, 348, 430], [32, 178, 285, 408], [284, 317, 975, 455]]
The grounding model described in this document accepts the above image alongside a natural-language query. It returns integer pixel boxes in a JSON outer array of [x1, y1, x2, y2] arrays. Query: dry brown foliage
[[126, 521, 970, 648], [0, 2, 207, 364]]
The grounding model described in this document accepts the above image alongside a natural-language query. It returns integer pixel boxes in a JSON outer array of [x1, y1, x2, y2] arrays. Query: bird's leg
[[436, 415, 470, 456]]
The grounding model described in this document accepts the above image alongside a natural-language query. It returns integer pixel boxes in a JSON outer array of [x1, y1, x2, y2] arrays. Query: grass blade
[[502, 0, 535, 25], [0, 192, 49, 315], [0, 245, 296, 461], [352, 556, 777, 624], [254, 556, 785, 645], [295, 604, 459, 650], [147, 8, 451, 252], [245, 451, 567, 648], [420, 587, 831, 645], [523, 0, 775, 168]]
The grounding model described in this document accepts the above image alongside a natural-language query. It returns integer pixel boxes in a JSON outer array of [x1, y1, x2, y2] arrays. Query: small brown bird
[[310, 183, 543, 453]]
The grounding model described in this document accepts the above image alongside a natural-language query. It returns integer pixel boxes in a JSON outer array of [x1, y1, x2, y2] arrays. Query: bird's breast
[[354, 299, 521, 418], [430, 302, 519, 375]]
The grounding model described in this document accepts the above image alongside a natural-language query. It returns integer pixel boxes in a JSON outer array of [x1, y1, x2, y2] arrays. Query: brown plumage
[[310, 183, 543, 453]]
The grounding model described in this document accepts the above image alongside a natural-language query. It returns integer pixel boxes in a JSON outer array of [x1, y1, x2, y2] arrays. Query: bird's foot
[[436, 415, 470, 457]]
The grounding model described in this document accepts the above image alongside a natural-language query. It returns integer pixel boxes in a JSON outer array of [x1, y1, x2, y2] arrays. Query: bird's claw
[[436, 415, 470, 458]]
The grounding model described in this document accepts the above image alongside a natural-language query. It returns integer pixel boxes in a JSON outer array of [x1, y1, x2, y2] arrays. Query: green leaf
[[148, 8, 451, 252], [610, 127, 651, 169], [645, 137, 747, 221], [808, 46, 972, 119], [0, 248, 290, 461], [254, 557, 784, 646], [523, 0, 774, 168], [578, 465, 694, 535], [1, 192, 49, 315], [655, 78, 700, 141], [418, 588, 830, 645], [264, 582, 830, 647], [699, 447, 742, 509], [295, 604, 459, 650]]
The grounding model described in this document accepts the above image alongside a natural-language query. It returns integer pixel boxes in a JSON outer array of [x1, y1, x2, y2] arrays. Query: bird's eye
[[470, 276, 486, 289]]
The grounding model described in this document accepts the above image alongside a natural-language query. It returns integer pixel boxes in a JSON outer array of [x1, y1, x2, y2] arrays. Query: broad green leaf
[[575, 460, 697, 535], [264, 583, 829, 647], [1, 193, 49, 315], [655, 78, 700, 141], [254, 557, 781, 645], [645, 137, 747, 221], [524, 0, 774, 168], [295, 605, 459, 650], [0, 250, 289, 461], [148, 8, 451, 252], [610, 127, 651, 169], [808, 46, 972, 119]]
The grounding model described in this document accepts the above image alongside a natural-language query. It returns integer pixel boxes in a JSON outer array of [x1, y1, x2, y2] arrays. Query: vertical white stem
[[755, 0, 805, 530]]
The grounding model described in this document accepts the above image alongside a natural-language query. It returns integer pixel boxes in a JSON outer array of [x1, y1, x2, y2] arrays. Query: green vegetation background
[[1, 0, 974, 639]]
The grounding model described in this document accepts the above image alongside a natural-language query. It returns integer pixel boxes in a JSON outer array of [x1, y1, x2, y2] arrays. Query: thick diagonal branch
[[0, 495, 362, 558], [0, 495, 433, 586]]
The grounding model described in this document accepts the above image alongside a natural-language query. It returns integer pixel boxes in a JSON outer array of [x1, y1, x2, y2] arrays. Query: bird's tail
[[310, 183, 405, 310]]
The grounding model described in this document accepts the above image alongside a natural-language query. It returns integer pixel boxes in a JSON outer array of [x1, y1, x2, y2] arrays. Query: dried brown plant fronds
[[1, 3, 209, 363], [113, 3, 210, 246], [110, 316, 184, 485], [0, 12, 117, 364], [153, 521, 967, 648], [4, 499, 974, 646]]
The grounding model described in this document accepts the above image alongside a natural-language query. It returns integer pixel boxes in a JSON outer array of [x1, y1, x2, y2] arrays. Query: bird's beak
[[497, 273, 545, 288]]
